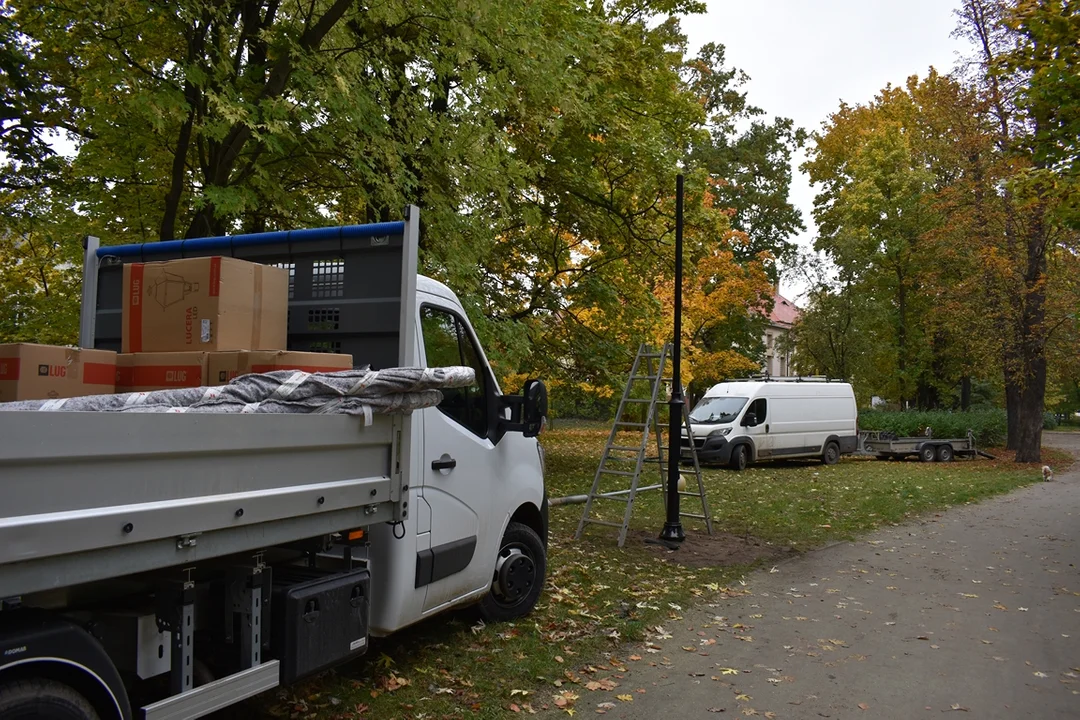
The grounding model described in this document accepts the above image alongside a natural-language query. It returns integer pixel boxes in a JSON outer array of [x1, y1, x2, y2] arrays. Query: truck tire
[[0, 679, 100, 720], [479, 521, 546, 623], [729, 444, 748, 472], [821, 441, 840, 465], [919, 445, 936, 463], [936, 444, 954, 462]]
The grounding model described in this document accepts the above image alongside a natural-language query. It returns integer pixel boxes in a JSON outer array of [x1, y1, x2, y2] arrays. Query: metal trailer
[[0, 207, 547, 720], [859, 430, 987, 462]]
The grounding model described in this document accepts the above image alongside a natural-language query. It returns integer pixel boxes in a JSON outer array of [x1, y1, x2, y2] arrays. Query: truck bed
[[0, 411, 402, 598]]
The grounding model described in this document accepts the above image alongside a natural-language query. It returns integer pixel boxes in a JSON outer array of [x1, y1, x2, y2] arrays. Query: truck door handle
[[432, 455, 457, 471], [765, 424, 769, 433]]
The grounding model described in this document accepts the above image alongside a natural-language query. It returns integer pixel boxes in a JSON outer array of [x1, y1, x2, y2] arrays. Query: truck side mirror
[[742, 412, 757, 427], [521, 379, 548, 438]]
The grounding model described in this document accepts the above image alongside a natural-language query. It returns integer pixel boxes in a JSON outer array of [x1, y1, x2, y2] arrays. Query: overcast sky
[[682, 0, 970, 300]]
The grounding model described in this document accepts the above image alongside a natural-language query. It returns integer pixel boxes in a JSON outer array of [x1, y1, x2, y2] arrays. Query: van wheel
[[936, 444, 954, 462], [0, 679, 100, 720], [821, 441, 840, 465], [478, 522, 545, 623], [729, 445, 748, 471], [919, 446, 937, 463]]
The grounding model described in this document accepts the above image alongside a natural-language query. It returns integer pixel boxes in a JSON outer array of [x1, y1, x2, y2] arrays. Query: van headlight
[[710, 428, 732, 437]]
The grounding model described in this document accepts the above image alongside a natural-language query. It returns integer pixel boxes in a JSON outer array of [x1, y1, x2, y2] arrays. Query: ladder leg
[[681, 395, 713, 534]]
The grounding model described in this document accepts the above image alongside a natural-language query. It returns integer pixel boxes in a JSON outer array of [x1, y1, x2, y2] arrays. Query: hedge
[[858, 409, 1007, 447]]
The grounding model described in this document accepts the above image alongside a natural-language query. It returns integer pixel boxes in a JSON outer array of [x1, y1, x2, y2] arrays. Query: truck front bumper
[[680, 435, 732, 465]]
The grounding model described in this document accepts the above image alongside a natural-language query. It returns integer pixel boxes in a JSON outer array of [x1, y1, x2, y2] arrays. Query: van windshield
[[689, 396, 748, 424]]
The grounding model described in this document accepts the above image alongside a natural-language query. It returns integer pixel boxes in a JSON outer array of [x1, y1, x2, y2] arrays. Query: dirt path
[[570, 434, 1080, 719]]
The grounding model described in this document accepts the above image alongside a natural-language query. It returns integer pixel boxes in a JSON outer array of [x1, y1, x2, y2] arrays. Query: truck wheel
[[821, 441, 840, 465], [936, 444, 954, 462], [919, 445, 937, 463], [729, 444, 748, 471], [0, 679, 100, 720], [479, 521, 546, 623]]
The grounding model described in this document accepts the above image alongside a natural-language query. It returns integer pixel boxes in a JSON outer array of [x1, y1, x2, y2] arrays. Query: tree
[[953, 0, 1079, 461]]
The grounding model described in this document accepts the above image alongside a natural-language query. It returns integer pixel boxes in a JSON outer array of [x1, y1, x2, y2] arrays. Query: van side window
[[420, 306, 488, 437], [746, 398, 767, 426]]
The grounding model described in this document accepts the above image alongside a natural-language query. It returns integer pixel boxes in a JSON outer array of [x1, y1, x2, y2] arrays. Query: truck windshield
[[689, 396, 748, 424]]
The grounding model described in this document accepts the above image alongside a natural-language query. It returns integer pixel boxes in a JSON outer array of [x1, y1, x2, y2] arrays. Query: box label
[[128, 264, 145, 352], [209, 256, 221, 297], [349, 637, 367, 651], [0, 359, 18, 381]]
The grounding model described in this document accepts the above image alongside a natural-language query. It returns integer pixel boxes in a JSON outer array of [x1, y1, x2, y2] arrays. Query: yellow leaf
[[719, 668, 740, 675], [616, 694, 634, 702]]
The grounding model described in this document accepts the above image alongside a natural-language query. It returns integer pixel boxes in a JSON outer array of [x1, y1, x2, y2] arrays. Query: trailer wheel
[[479, 521, 546, 623], [919, 445, 937, 463], [821, 441, 840, 465], [729, 444, 748, 472], [0, 679, 100, 720], [936, 444, 954, 462]]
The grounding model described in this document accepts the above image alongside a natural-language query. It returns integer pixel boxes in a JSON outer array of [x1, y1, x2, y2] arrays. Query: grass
[[255, 420, 1072, 720]]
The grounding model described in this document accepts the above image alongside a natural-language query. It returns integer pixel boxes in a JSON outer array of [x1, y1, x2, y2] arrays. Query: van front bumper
[[681, 435, 732, 465]]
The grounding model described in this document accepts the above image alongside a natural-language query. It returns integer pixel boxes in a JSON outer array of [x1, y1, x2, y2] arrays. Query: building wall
[[763, 323, 794, 377]]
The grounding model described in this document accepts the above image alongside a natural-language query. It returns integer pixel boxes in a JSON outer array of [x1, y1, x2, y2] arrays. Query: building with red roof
[[763, 289, 800, 376]]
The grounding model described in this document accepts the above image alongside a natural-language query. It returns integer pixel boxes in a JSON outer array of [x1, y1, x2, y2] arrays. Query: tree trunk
[[1005, 368, 1021, 451], [1014, 353, 1045, 463], [960, 376, 971, 410]]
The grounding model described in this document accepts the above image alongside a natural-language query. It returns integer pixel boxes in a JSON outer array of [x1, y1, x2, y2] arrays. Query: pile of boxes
[[0, 256, 353, 403]]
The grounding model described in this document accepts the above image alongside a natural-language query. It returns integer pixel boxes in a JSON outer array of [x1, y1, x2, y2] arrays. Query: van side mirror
[[742, 412, 757, 427], [521, 379, 548, 438], [496, 379, 548, 439]]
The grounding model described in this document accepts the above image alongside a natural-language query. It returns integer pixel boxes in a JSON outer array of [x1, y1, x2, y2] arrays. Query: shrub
[[858, 409, 1007, 447], [1043, 411, 1059, 431]]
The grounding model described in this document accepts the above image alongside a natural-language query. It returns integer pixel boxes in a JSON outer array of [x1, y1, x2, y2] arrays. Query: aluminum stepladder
[[575, 343, 713, 547]]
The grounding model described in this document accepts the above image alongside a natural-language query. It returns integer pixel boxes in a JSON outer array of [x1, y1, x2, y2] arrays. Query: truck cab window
[[421, 306, 488, 437]]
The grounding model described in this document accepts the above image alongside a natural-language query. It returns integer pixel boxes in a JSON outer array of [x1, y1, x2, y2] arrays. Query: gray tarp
[[0, 366, 474, 423]]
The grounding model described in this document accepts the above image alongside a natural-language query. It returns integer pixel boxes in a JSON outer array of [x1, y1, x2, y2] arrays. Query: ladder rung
[[598, 469, 636, 476], [677, 490, 705, 497], [615, 422, 647, 428], [639, 352, 663, 358], [628, 375, 660, 381], [679, 512, 708, 519], [593, 495, 630, 502], [632, 484, 663, 492], [608, 445, 642, 452], [623, 398, 653, 404], [582, 519, 623, 528]]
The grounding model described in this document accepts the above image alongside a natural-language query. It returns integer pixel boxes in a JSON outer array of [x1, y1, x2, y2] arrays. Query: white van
[[682, 378, 858, 470]]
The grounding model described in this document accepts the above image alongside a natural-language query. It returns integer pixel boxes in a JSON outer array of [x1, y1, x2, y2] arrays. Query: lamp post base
[[659, 522, 685, 544]]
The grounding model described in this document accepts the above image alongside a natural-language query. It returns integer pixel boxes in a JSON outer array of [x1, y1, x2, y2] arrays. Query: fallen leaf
[[959, 593, 979, 599], [629, 655, 642, 661], [993, 604, 1008, 611], [949, 704, 970, 712], [616, 694, 633, 702], [718, 667, 740, 675], [510, 703, 521, 713], [858, 702, 870, 710], [511, 689, 532, 697], [736, 693, 751, 701], [1034, 672, 1049, 678]]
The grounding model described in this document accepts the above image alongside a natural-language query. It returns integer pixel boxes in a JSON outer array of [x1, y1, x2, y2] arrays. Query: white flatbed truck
[[0, 206, 549, 719]]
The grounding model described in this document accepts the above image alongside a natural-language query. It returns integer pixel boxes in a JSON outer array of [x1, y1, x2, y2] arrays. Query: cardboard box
[[116, 353, 210, 393], [208, 350, 354, 385], [122, 257, 288, 353], [115, 350, 353, 392], [0, 344, 116, 402]]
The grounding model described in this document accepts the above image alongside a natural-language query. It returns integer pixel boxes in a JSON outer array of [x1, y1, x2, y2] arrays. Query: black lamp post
[[658, 174, 686, 545]]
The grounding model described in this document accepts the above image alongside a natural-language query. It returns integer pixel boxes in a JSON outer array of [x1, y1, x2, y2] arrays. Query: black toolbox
[[270, 566, 370, 683]]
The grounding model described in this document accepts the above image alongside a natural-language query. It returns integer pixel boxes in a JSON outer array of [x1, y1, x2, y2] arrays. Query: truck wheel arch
[[510, 501, 546, 548], [0, 613, 130, 720]]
